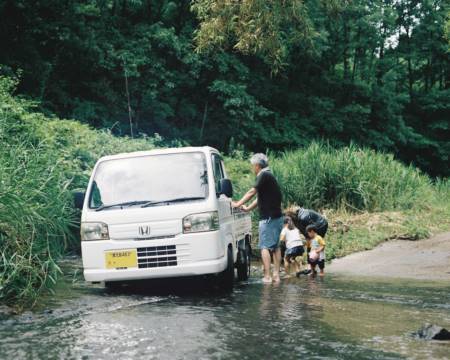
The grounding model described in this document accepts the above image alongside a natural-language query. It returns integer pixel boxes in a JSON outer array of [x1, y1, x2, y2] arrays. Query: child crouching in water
[[280, 216, 305, 278], [306, 225, 326, 277]]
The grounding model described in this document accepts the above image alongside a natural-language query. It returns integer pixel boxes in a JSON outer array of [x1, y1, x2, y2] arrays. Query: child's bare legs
[[293, 258, 301, 273], [319, 260, 325, 277], [305, 249, 312, 273], [310, 263, 317, 276], [284, 256, 291, 276]]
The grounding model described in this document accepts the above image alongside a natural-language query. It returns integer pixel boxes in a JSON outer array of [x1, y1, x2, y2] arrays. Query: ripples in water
[[0, 262, 449, 359]]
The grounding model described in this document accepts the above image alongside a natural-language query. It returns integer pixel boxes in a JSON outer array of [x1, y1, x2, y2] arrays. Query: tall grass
[[271, 143, 433, 211], [0, 76, 164, 307], [226, 143, 434, 212], [0, 141, 73, 305]]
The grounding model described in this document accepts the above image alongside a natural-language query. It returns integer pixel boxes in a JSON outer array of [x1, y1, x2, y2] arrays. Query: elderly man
[[232, 153, 283, 283]]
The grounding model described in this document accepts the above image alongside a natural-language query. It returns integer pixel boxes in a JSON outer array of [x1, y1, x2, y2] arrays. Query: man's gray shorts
[[258, 216, 283, 250]]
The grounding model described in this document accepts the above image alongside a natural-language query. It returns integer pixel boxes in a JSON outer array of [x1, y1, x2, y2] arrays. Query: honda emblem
[[138, 226, 150, 236]]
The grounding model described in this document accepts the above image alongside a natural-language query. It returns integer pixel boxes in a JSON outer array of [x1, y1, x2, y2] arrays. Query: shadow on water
[[0, 259, 449, 359], [103, 277, 232, 298]]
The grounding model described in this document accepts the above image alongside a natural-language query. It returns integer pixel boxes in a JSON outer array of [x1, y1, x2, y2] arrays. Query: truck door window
[[90, 181, 103, 208], [212, 154, 224, 194]]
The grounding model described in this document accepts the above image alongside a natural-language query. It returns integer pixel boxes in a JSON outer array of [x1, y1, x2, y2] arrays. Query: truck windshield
[[89, 152, 209, 209]]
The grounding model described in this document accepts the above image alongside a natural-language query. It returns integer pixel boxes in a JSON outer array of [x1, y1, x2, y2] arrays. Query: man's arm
[[242, 198, 257, 212], [232, 187, 257, 208]]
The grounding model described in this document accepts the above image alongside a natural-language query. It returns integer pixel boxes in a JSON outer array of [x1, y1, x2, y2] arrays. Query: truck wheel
[[217, 247, 234, 291], [237, 242, 251, 281]]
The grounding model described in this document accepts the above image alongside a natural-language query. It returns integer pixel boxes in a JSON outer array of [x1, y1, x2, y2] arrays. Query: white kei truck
[[74, 146, 252, 290]]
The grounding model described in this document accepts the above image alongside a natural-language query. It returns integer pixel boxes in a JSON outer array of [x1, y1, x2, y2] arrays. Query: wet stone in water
[[414, 324, 450, 341]]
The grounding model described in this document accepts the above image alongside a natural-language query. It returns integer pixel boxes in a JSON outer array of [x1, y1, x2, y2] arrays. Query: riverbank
[[328, 232, 450, 281]]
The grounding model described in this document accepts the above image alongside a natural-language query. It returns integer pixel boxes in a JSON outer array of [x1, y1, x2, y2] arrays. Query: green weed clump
[[271, 143, 433, 212], [0, 76, 163, 307], [227, 143, 434, 212], [0, 140, 73, 306]]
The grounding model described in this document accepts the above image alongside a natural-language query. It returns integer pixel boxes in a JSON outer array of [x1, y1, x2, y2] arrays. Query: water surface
[[1, 258, 449, 359]]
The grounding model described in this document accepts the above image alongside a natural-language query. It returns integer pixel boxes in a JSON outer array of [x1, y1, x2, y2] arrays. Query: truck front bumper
[[81, 230, 227, 282], [83, 256, 228, 282]]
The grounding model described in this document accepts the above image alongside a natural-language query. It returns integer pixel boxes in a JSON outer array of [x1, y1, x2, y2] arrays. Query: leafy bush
[[0, 76, 162, 307]]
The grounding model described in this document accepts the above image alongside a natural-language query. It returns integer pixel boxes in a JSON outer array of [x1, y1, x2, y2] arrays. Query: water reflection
[[0, 265, 449, 360]]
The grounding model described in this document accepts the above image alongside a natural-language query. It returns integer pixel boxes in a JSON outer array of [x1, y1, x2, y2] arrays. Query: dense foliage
[[0, 0, 448, 176], [0, 77, 449, 307], [0, 76, 161, 306]]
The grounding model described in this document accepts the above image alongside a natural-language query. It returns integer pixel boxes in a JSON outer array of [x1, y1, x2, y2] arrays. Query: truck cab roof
[[97, 146, 220, 163]]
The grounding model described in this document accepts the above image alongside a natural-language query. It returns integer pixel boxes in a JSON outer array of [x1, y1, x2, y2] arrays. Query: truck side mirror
[[219, 179, 233, 198], [74, 191, 85, 210]]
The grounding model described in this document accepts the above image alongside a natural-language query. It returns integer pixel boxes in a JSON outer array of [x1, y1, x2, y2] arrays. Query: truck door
[[211, 154, 234, 252]]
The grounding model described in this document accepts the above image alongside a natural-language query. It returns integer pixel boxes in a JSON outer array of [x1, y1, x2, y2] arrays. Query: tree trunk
[[343, 19, 349, 80], [199, 102, 208, 142], [376, 20, 386, 86], [406, 26, 413, 99], [407, 57, 413, 97], [352, 27, 361, 83]]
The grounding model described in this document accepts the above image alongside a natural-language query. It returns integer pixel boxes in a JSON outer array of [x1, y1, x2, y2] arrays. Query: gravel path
[[328, 232, 450, 280]]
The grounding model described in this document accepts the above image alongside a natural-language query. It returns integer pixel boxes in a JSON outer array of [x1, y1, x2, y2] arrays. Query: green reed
[[0, 76, 162, 308]]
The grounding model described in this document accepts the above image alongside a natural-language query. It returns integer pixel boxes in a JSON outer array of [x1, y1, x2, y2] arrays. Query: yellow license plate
[[105, 249, 137, 269]]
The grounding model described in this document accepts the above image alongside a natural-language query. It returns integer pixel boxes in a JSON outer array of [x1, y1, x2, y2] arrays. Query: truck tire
[[237, 242, 251, 281], [217, 247, 234, 291]]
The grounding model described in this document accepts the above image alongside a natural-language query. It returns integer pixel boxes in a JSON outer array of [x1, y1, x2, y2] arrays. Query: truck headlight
[[183, 211, 219, 233], [81, 222, 109, 241]]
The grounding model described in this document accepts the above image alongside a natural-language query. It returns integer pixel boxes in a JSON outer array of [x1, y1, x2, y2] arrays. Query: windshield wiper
[[141, 197, 205, 208], [95, 200, 151, 212]]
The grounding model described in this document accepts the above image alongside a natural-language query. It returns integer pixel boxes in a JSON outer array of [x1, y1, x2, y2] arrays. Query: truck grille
[[137, 245, 177, 268], [133, 235, 176, 241]]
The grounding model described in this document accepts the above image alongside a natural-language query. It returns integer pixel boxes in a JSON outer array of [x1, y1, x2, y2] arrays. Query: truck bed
[[232, 208, 252, 241]]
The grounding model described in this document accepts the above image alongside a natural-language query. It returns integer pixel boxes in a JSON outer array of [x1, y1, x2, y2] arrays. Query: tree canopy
[[191, 0, 315, 72], [0, 0, 448, 176]]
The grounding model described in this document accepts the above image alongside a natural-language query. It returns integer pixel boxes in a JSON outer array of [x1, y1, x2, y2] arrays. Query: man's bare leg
[[272, 248, 282, 282], [261, 249, 272, 283]]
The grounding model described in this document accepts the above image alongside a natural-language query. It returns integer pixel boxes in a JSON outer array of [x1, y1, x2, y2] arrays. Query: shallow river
[[1, 258, 449, 359]]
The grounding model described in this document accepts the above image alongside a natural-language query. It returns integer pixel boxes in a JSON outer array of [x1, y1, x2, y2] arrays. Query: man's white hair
[[250, 153, 269, 168]]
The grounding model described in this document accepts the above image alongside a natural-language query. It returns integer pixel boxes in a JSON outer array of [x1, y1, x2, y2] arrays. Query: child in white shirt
[[280, 216, 305, 277]]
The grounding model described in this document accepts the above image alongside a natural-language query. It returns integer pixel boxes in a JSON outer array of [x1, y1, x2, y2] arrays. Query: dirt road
[[328, 232, 450, 281]]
